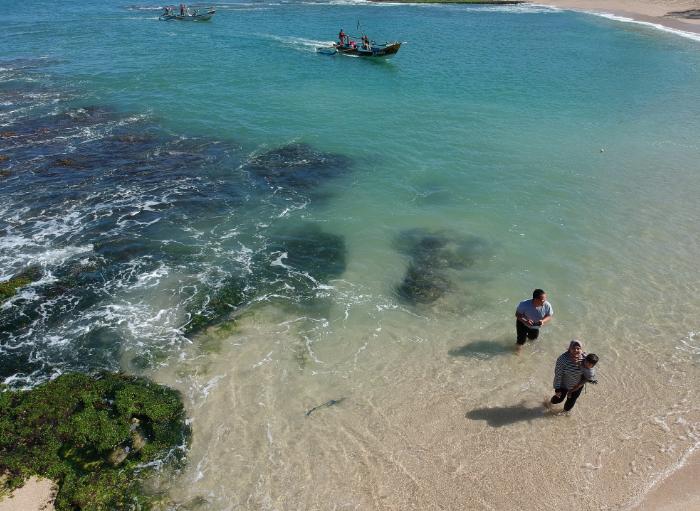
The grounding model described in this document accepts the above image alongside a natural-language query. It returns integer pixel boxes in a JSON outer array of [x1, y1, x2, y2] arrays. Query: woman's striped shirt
[[553, 352, 583, 391]]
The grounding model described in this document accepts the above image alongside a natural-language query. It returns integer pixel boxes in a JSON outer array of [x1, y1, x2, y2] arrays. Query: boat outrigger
[[159, 6, 216, 21]]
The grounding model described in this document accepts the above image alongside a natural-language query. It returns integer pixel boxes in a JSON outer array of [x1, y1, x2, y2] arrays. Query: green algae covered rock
[[183, 276, 247, 336], [0, 372, 189, 510], [0, 266, 42, 303]]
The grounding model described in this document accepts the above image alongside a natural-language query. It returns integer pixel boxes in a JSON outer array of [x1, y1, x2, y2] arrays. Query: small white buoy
[[600, 148, 605, 153]]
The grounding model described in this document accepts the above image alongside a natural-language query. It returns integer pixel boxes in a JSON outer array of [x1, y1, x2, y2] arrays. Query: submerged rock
[[182, 224, 347, 335], [395, 228, 490, 270], [397, 263, 451, 304], [93, 236, 197, 264], [254, 223, 347, 301], [245, 143, 351, 194], [183, 277, 248, 336], [394, 229, 491, 305], [264, 224, 346, 282]]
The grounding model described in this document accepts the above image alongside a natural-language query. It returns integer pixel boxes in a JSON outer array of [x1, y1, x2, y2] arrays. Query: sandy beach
[[538, 0, 700, 34], [0, 477, 55, 511]]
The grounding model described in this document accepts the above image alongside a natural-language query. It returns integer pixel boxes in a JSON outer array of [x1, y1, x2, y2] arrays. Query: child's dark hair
[[585, 353, 599, 365]]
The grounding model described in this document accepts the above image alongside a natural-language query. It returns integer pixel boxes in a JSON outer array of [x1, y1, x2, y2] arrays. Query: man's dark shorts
[[516, 321, 540, 345]]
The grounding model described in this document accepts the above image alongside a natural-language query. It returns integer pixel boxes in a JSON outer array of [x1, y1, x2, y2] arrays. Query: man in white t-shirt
[[515, 288, 553, 346]]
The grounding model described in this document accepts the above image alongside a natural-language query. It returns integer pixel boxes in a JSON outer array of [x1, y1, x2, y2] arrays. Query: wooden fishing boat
[[318, 41, 402, 58], [159, 9, 216, 21]]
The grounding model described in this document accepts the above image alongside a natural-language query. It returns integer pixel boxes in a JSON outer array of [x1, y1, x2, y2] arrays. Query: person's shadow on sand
[[448, 339, 513, 360], [466, 402, 548, 427]]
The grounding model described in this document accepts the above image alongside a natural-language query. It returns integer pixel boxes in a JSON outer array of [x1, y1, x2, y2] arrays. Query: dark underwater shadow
[[448, 339, 513, 360], [466, 403, 547, 428]]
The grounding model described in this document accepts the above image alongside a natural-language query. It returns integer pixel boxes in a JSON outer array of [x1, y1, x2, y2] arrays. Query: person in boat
[[338, 29, 346, 47], [163, 6, 171, 15], [179, 3, 186, 16], [361, 35, 371, 50]]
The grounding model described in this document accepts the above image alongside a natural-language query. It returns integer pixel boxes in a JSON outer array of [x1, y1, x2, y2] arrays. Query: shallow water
[[2, 0, 700, 509]]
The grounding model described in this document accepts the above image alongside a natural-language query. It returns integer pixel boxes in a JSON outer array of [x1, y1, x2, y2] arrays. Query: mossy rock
[[0, 372, 190, 510], [396, 264, 451, 304], [0, 266, 42, 303], [183, 277, 247, 336]]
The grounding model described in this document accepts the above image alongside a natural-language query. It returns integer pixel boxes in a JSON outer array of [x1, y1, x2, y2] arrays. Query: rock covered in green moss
[[0, 266, 41, 303], [183, 276, 247, 336], [0, 372, 189, 510]]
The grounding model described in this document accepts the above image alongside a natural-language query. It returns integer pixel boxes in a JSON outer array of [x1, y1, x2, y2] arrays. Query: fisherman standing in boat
[[361, 34, 371, 50], [179, 3, 186, 16], [338, 29, 346, 47]]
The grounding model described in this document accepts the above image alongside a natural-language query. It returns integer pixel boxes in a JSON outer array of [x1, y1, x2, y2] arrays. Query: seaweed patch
[[394, 229, 491, 305], [0, 372, 189, 510]]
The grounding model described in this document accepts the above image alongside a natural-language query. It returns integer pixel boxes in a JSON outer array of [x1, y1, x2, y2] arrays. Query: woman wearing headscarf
[[550, 339, 585, 413]]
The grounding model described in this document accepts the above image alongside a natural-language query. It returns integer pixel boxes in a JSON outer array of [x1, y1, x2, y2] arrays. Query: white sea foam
[[131, 264, 170, 289], [262, 34, 335, 52], [0, 243, 93, 278], [125, 5, 163, 11], [270, 251, 290, 268]]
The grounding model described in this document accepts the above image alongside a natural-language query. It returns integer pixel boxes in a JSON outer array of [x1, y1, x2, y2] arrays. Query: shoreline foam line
[[593, 11, 700, 42], [533, 4, 700, 42], [623, 440, 700, 511]]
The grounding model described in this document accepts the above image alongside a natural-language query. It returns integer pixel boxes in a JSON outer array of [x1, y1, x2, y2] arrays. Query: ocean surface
[[2, 1, 700, 509]]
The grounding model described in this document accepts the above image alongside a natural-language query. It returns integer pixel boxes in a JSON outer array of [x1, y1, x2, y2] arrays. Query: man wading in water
[[515, 288, 553, 352]]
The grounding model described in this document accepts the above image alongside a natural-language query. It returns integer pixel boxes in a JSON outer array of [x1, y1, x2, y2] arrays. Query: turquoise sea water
[[2, 1, 700, 509]]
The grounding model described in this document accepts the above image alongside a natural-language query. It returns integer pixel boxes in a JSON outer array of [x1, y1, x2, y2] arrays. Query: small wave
[[676, 331, 700, 356]]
